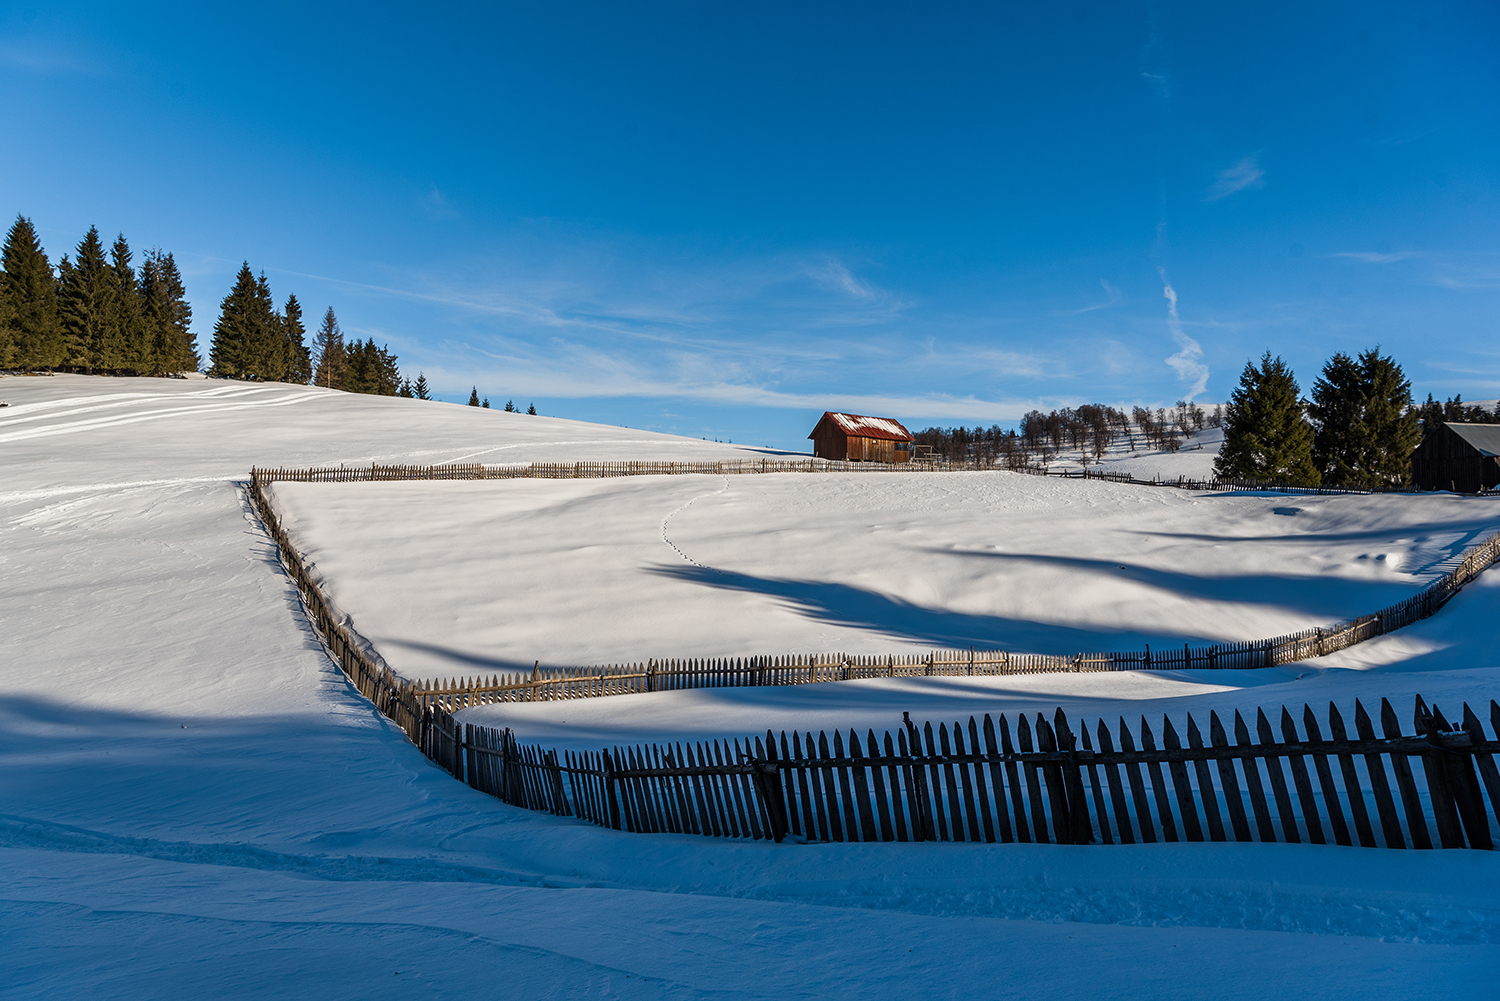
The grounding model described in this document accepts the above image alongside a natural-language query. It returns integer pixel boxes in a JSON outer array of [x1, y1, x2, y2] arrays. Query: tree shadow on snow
[[646, 557, 1428, 654]]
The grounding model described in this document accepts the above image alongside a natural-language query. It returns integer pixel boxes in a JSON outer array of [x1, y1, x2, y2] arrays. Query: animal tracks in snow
[[660, 476, 730, 569]]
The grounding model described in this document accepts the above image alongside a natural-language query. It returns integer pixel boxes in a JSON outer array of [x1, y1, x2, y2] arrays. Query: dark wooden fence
[[252, 459, 1500, 496], [245, 464, 1500, 851], [444, 697, 1500, 850]]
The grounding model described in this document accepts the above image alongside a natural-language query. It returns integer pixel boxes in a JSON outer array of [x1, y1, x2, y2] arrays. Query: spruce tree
[[1308, 352, 1363, 481], [527, 403, 536, 415], [414, 373, 431, 400], [1351, 349, 1420, 486], [140, 249, 197, 374], [208, 264, 264, 379], [343, 338, 372, 394], [1, 215, 62, 369], [376, 343, 401, 395], [281, 295, 311, 383], [252, 273, 283, 380], [468, 387, 479, 406], [1214, 352, 1320, 485], [335, 338, 401, 395], [57, 227, 114, 371], [503, 399, 515, 412], [107, 234, 146, 371], [311, 308, 345, 389], [1311, 349, 1421, 486], [482, 397, 490, 408], [398, 378, 413, 398], [0, 256, 10, 367]]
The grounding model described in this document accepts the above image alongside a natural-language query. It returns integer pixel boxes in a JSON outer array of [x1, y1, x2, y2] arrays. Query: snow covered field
[[4, 375, 1499, 999], [267, 469, 1497, 679]]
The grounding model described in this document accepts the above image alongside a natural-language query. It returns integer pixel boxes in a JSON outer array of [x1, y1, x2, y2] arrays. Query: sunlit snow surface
[[3, 375, 1498, 1000], [267, 470, 1495, 677]]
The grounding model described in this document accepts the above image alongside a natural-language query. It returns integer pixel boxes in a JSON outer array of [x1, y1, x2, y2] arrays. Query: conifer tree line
[[1, 215, 197, 374], [1215, 348, 1499, 488], [1, 211, 439, 400]]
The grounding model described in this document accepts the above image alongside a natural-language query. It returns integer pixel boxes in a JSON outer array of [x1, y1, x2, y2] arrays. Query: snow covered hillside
[[1031, 424, 1226, 480], [4, 375, 1499, 999]]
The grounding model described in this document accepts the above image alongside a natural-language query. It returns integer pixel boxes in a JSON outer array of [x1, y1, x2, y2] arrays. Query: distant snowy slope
[[3, 375, 1498, 999], [1040, 425, 1223, 479]]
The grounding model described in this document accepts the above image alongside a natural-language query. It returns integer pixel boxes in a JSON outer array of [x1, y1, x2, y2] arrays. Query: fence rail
[[245, 463, 1500, 851]]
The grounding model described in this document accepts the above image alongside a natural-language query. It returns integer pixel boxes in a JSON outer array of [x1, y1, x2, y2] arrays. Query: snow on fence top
[[246, 461, 1500, 851]]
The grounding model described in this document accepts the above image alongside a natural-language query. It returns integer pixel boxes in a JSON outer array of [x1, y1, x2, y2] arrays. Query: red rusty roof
[[808, 411, 914, 442]]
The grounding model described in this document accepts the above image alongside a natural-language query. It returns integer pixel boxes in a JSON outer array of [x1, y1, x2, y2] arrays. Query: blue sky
[[3, 1, 1497, 448]]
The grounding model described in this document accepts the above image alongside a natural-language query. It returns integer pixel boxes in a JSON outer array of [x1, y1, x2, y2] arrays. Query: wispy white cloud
[[1058, 279, 1122, 315], [1160, 271, 1208, 400], [1434, 272, 1500, 290], [419, 186, 460, 220], [1325, 250, 1420, 264], [805, 256, 876, 299], [1373, 127, 1438, 146], [1206, 155, 1265, 201], [0, 42, 98, 74]]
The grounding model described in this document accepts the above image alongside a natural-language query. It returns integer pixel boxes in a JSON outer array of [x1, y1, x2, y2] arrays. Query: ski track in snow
[[0, 389, 321, 443]]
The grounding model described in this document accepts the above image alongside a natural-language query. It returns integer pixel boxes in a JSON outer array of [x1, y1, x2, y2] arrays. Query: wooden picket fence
[[246, 464, 1500, 850], [445, 695, 1500, 849], [251, 459, 1500, 496]]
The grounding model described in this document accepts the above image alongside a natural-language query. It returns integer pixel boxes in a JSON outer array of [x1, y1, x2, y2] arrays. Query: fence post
[[1413, 697, 1481, 849], [749, 760, 790, 843], [902, 711, 936, 841], [460, 723, 471, 787], [1054, 708, 1093, 844], [601, 749, 622, 830]]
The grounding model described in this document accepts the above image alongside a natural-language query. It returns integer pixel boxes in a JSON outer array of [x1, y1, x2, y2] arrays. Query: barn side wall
[[812, 433, 847, 461], [1412, 425, 1500, 492], [851, 437, 910, 463]]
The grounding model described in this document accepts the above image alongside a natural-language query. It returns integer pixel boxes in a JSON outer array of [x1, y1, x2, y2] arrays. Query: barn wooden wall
[[1412, 425, 1500, 493]]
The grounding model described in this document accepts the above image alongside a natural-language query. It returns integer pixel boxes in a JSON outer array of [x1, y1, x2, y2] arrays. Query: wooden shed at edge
[[1411, 422, 1500, 493], [808, 411, 915, 462]]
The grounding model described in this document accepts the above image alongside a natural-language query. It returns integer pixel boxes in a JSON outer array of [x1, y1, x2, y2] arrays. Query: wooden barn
[[1411, 423, 1500, 493], [808, 411, 915, 462]]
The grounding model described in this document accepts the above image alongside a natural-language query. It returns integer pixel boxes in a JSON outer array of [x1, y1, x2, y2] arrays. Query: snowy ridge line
[[245, 466, 1500, 853], [250, 459, 1500, 496], [450, 696, 1500, 852]]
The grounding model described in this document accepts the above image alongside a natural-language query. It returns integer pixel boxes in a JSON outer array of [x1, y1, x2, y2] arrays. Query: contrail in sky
[[1160, 269, 1209, 400]]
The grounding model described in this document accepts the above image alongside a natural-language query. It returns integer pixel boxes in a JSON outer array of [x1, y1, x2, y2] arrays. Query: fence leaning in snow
[[457, 696, 1500, 851], [246, 463, 1500, 850]]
